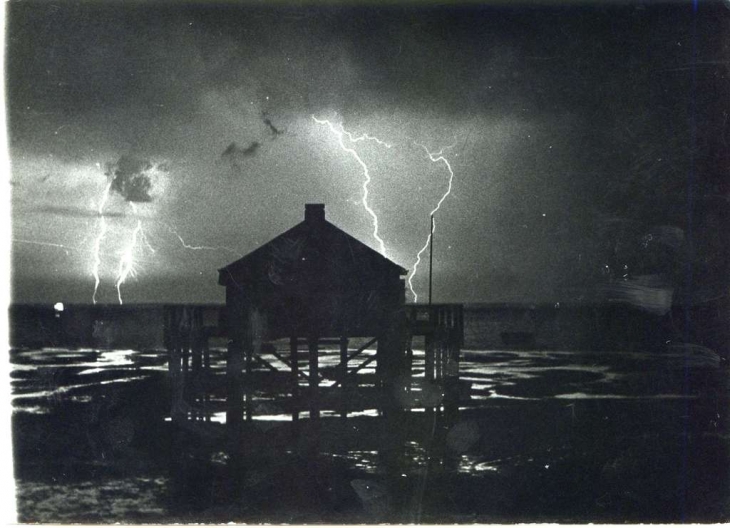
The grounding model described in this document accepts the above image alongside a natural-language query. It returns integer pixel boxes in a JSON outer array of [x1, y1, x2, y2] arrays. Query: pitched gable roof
[[218, 204, 407, 288]]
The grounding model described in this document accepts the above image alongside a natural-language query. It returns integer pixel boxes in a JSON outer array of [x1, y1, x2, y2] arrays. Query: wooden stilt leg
[[245, 341, 253, 423], [291, 336, 299, 431], [308, 336, 320, 424], [340, 336, 348, 421]]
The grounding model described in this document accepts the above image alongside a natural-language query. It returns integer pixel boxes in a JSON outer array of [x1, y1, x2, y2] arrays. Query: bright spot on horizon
[[54, 302, 64, 312]]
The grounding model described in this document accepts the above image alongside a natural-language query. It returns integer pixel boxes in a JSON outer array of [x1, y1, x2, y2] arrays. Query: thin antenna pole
[[429, 214, 434, 306]]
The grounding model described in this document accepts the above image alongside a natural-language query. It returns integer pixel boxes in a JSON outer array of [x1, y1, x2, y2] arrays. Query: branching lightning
[[44, 118, 459, 306], [87, 189, 243, 304], [91, 181, 156, 305], [20, 155, 248, 305], [12, 239, 75, 256], [138, 228, 156, 255], [312, 116, 392, 257], [407, 141, 457, 303], [91, 181, 113, 304], [161, 223, 243, 258], [114, 218, 143, 305], [113, 202, 157, 305], [311, 115, 460, 303]]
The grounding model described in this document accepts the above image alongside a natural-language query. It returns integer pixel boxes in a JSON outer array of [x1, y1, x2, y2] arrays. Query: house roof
[[218, 204, 407, 287]]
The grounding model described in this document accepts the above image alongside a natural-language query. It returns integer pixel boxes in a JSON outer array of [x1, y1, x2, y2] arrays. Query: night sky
[[7, 0, 730, 306]]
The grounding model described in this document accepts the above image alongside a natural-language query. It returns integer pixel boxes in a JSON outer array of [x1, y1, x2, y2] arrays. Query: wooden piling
[[308, 336, 320, 423], [340, 336, 348, 421], [169, 308, 184, 424], [424, 334, 434, 383], [225, 291, 247, 436], [166, 295, 466, 452], [435, 334, 443, 382], [290, 336, 299, 429], [203, 330, 211, 422], [245, 340, 253, 423]]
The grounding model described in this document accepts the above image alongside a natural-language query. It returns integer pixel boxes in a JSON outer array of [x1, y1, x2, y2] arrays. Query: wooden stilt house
[[217, 203, 410, 431]]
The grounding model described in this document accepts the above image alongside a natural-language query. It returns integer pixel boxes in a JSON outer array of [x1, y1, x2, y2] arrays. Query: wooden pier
[[164, 204, 467, 452], [164, 302, 466, 435]]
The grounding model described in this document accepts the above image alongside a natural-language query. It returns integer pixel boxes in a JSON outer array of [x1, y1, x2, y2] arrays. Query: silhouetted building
[[164, 204, 463, 434], [216, 204, 408, 429], [217, 203, 407, 338]]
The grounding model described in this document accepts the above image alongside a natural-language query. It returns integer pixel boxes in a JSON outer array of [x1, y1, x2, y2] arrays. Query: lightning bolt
[[407, 140, 457, 303], [138, 228, 156, 255], [114, 217, 143, 305], [91, 180, 113, 304], [12, 239, 75, 256], [161, 222, 243, 258], [312, 115, 392, 257], [113, 202, 160, 305]]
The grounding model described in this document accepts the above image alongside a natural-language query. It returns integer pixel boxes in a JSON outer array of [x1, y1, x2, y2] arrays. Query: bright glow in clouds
[[12, 113, 493, 305], [92, 183, 154, 305], [88, 161, 224, 304]]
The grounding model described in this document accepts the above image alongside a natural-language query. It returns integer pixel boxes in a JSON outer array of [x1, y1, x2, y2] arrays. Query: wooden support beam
[[349, 353, 378, 376], [424, 334, 434, 383], [226, 338, 244, 431], [290, 336, 299, 428], [340, 336, 348, 421], [225, 290, 248, 436], [333, 336, 378, 371], [192, 308, 204, 374], [330, 353, 378, 388], [203, 337, 211, 423], [268, 347, 322, 382], [245, 343, 253, 423], [182, 336, 190, 377], [170, 343, 184, 424], [348, 336, 379, 362], [253, 354, 280, 373], [375, 334, 383, 391], [308, 336, 320, 423]]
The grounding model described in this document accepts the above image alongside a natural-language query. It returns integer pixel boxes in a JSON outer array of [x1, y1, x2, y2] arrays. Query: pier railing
[[164, 303, 466, 427]]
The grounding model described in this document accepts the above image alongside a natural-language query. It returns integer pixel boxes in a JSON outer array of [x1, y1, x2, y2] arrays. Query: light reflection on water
[[11, 347, 166, 414], [554, 392, 698, 400], [11, 345, 711, 417], [12, 376, 150, 404], [10, 343, 727, 523]]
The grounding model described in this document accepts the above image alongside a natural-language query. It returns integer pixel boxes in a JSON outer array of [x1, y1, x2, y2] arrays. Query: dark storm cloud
[[220, 141, 262, 175], [7, 3, 727, 125], [8, 1, 730, 305], [222, 142, 261, 159], [36, 4, 727, 204], [9, 2, 724, 151], [7, 3, 358, 125], [262, 115, 285, 139], [105, 156, 167, 203]]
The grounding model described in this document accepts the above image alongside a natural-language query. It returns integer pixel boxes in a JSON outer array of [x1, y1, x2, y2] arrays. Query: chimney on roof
[[305, 203, 325, 223]]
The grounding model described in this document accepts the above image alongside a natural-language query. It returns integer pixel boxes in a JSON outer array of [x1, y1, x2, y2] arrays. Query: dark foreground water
[[11, 345, 730, 523]]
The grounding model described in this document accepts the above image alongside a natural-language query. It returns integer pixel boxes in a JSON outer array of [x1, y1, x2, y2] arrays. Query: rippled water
[[11, 344, 729, 522], [12, 345, 720, 413]]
